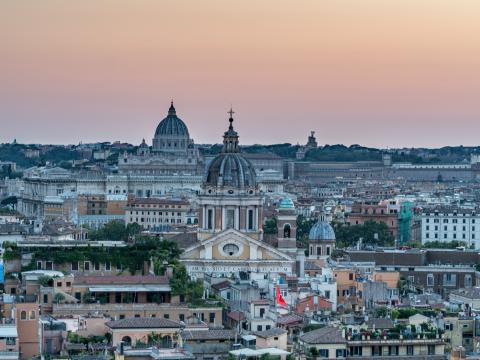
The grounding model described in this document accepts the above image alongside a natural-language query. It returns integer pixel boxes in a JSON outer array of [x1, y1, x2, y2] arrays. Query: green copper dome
[[279, 197, 295, 209]]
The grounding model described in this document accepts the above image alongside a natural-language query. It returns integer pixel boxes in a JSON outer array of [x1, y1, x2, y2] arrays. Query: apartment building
[[421, 207, 480, 248], [125, 197, 190, 230], [347, 201, 398, 238]]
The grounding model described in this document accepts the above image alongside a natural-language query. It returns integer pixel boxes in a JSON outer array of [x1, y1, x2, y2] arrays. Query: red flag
[[276, 285, 288, 308]]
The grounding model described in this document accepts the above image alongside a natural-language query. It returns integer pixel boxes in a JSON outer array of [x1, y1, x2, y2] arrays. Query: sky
[[1, 0, 480, 148]]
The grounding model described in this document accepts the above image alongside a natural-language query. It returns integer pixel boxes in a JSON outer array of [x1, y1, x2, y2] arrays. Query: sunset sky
[[1, 1, 480, 148]]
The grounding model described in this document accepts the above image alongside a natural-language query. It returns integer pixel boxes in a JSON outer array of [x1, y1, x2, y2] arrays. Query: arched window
[[20, 311, 27, 320], [29, 310, 36, 320], [283, 224, 291, 238], [121, 336, 132, 345], [161, 335, 173, 348]]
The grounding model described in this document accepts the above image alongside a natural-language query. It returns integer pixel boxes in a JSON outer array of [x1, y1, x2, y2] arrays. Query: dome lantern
[[203, 108, 257, 192]]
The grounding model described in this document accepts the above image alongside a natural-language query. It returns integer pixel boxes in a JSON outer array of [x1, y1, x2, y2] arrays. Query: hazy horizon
[[2, 1, 480, 148]]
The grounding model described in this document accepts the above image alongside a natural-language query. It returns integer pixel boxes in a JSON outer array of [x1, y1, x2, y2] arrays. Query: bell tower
[[276, 197, 297, 255]]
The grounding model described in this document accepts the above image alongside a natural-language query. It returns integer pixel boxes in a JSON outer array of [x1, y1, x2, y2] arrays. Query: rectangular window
[[443, 273, 457, 286], [389, 346, 399, 356], [105, 261, 111, 271], [248, 209, 254, 230], [45, 261, 53, 270], [428, 345, 435, 355], [349, 346, 362, 356], [94, 262, 100, 271], [226, 209, 235, 229], [336, 349, 346, 358], [179, 314, 185, 322], [318, 349, 329, 358], [209, 312, 215, 323], [84, 261, 90, 271], [427, 274, 434, 286], [71, 262, 79, 271], [207, 209, 213, 230], [407, 345, 414, 355]]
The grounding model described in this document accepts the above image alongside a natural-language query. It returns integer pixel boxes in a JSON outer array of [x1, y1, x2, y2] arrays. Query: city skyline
[[2, 1, 480, 147]]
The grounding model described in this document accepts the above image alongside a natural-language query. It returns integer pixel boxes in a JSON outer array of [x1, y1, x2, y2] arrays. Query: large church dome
[[155, 102, 189, 137], [205, 153, 256, 189], [153, 102, 190, 152], [204, 110, 257, 191]]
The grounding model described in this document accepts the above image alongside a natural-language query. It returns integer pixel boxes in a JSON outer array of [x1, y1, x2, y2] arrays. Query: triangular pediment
[[181, 228, 294, 262]]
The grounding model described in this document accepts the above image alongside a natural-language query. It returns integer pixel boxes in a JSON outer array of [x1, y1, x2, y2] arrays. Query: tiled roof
[[181, 329, 237, 341], [106, 317, 182, 329], [211, 280, 231, 291], [170, 232, 198, 249], [276, 314, 303, 325], [299, 326, 346, 344], [227, 311, 245, 322], [74, 275, 169, 285]]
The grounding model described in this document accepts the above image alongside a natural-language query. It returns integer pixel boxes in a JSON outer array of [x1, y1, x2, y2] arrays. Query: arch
[[20, 311, 27, 320], [283, 223, 291, 238], [121, 336, 132, 345], [161, 335, 173, 348], [29, 310, 36, 320]]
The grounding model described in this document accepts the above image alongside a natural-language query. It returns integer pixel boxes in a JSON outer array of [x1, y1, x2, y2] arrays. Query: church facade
[[180, 111, 295, 285]]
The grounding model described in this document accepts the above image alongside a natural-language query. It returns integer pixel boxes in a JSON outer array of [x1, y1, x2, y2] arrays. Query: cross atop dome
[[222, 107, 239, 153], [168, 101, 176, 116]]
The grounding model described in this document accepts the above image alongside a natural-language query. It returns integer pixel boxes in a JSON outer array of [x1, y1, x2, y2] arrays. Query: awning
[[0, 326, 17, 337]]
